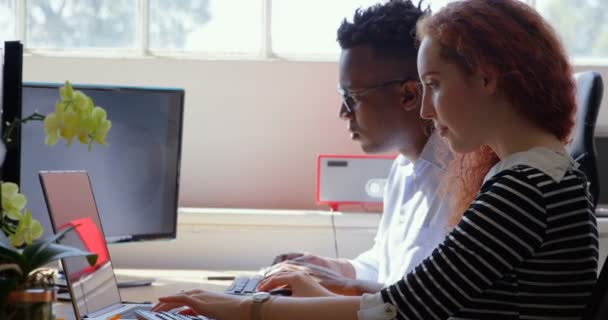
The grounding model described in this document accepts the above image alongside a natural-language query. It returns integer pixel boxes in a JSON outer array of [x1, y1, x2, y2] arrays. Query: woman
[[152, 1, 598, 319]]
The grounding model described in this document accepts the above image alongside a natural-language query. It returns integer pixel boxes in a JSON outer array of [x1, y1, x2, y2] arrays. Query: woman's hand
[[257, 271, 336, 297], [150, 289, 251, 320]]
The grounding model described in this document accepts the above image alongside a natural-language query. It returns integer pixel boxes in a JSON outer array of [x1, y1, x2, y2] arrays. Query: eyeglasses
[[337, 78, 415, 114]]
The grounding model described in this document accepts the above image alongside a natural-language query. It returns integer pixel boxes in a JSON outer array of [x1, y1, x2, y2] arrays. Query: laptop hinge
[[84, 303, 124, 318]]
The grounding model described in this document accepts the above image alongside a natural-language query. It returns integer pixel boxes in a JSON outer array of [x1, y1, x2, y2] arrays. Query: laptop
[[40, 170, 152, 319]]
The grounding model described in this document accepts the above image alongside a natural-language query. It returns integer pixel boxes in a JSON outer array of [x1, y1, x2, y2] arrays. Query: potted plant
[[0, 223, 97, 319], [0, 81, 112, 319]]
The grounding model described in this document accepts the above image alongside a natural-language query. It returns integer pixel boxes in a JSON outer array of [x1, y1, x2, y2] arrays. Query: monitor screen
[[20, 83, 184, 242]]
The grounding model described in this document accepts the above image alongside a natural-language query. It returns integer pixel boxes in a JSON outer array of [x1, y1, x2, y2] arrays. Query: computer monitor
[[20, 82, 184, 243], [596, 132, 608, 211], [1, 41, 23, 183]]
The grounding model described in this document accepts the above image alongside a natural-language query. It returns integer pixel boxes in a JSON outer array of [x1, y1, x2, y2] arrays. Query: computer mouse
[[268, 288, 292, 296]]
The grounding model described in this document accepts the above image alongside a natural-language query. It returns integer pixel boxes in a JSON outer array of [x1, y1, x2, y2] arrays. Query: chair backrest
[[582, 255, 608, 320], [567, 71, 604, 208]]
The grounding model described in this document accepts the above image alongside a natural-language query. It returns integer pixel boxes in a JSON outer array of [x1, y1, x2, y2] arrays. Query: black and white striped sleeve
[[362, 169, 549, 320]]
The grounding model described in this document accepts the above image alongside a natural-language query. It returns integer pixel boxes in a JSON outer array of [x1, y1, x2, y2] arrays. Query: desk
[[55, 269, 253, 320]]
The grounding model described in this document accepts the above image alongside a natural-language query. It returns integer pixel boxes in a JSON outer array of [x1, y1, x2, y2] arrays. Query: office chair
[[572, 71, 606, 320], [582, 255, 608, 320], [567, 71, 604, 208]]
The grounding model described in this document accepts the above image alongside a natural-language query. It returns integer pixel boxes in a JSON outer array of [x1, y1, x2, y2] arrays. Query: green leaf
[[0, 246, 25, 267], [21, 225, 97, 273], [21, 225, 77, 262], [24, 243, 97, 275]]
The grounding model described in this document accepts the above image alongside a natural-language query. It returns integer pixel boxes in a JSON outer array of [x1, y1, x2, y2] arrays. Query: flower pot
[[3, 288, 56, 320]]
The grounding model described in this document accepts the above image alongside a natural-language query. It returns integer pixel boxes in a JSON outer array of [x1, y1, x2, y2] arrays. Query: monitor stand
[[117, 279, 154, 288]]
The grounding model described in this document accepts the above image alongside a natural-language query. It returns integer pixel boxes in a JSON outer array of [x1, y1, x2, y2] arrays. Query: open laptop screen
[[40, 171, 122, 317]]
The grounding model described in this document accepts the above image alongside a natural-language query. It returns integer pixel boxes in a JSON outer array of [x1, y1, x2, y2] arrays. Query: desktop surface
[[56, 269, 251, 320]]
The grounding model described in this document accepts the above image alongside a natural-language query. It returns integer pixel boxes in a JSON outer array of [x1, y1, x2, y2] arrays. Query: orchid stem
[[2, 112, 46, 146]]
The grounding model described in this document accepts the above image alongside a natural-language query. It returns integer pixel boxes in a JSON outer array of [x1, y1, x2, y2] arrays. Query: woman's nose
[[420, 95, 435, 120]]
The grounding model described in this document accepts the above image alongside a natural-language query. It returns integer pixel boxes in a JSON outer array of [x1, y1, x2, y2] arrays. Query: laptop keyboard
[[119, 306, 153, 319], [136, 310, 211, 320], [224, 275, 263, 295]]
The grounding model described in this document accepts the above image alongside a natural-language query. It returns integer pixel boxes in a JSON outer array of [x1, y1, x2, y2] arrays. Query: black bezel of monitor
[[22, 82, 184, 243], [1, 41, 23, 186]]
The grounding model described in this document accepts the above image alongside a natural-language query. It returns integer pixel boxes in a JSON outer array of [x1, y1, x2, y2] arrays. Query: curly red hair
[[416, 0, 576, 225]]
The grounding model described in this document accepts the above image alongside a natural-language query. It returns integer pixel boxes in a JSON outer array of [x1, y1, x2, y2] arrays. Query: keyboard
[[224, 275, 263, 295], [118, 306, 153, 319], [136, 310, 211, 320]]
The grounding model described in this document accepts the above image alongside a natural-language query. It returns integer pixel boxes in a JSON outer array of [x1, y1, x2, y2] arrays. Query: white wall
[[107, 208, 381, 270], [23, 56, 608, 211], [106, 208, 608, 272], [23, 56, 367, 211], [23, 56, 608, 271]]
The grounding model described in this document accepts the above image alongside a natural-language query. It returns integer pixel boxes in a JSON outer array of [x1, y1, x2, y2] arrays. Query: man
[[269, 0, 452, 295]]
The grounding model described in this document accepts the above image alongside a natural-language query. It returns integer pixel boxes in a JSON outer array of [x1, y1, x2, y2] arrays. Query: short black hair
[[337, 0, 429, 70]]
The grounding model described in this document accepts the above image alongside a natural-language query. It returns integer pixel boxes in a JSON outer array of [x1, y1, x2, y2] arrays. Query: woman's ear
[[479, 66, 498, 95], [400, 81, 422, 112]]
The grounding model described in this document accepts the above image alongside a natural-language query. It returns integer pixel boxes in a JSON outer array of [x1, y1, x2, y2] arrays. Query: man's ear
[[400, 81, 421, 112]]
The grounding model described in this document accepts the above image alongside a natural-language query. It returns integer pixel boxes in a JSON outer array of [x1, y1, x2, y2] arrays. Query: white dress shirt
[[349, 132, 451, 286]]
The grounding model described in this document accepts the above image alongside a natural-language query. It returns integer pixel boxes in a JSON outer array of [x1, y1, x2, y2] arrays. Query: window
[[0, 0, 15, 42], [271, 0, 378, 57], [0, 0, 606, 62], [26, 0, 137, 49], [149, 0, 262, 54], [536, 0, 608, 59], [428, 0, 451, 12], [427, 0, 528, 12]]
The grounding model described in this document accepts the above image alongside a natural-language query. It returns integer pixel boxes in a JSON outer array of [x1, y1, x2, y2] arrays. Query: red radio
[[316, 154, 394, 211]]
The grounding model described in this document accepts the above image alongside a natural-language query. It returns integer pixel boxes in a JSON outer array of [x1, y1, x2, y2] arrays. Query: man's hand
[[271, 252, 355, 279], [272, 252, 333, 269], [257, 271, 336, 297], [272, 252, 306, 265]]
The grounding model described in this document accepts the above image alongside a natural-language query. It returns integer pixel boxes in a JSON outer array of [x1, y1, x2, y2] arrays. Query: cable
[[330, 208, 340, 259]]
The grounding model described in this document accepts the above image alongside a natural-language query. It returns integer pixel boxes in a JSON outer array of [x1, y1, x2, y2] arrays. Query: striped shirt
[[359, 148, 599, 320]]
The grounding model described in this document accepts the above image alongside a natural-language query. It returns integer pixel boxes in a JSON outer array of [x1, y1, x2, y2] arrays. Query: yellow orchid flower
[[43, 81, 111, 148]]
